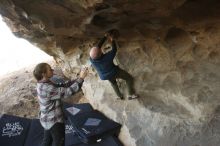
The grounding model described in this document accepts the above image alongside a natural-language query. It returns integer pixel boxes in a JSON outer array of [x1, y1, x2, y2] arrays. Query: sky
[[0, 16, 52, 77]]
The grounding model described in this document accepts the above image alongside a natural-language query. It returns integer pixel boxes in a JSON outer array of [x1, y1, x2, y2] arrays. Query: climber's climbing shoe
[[116, 96, 124, 100], [127, 94, 139, 100]]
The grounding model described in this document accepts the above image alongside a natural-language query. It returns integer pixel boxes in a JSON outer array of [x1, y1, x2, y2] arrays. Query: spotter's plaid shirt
[[36, 78, 84, 130]]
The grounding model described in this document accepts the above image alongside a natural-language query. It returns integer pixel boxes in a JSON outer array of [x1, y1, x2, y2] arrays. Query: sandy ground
[[0, 61, 88, 119]]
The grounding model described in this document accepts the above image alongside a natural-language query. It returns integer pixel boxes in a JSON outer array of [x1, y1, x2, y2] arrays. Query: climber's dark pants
[[108, 68, 135, 98], [42, 123, 65, 146]]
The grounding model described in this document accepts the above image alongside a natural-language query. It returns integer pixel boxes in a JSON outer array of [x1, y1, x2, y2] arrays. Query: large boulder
[[0, 0, 220, 145]]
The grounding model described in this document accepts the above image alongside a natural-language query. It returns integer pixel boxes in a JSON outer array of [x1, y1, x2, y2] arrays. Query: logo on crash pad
[[65, 124, 76, 134], [2, 122, 23, 137]]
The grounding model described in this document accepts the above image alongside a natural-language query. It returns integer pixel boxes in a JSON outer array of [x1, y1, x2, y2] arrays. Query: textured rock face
[[0, 0, 220, 146]]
